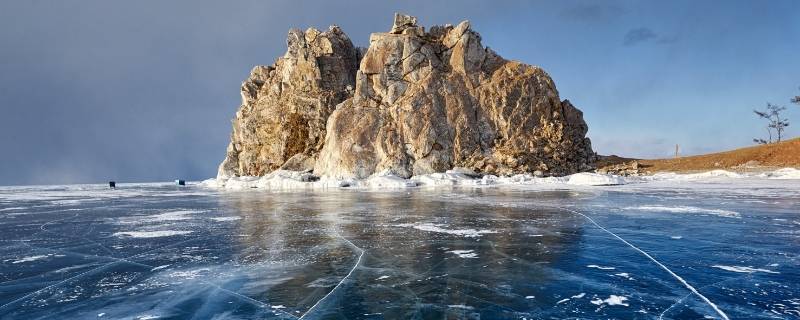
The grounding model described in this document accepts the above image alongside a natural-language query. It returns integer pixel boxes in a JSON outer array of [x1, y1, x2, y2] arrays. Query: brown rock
[[218, 14, 595, 180], [314, 15, 594, 178], [217, 26, 359, 178]]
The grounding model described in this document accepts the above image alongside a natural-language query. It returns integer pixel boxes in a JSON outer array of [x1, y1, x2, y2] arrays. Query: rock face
[[218, 14, 595, 179], [217, 26, 359, 178]]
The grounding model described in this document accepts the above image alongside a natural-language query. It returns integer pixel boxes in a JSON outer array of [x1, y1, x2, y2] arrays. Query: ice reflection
[[0, 183, 797, 319], [217, 189, 588, 318]]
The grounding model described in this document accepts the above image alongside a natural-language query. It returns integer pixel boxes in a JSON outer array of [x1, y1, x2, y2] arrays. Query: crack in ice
[[199, 280, 299, 319], [562, 208, 730, 320], [299, 231, 364, 320], [0, 236, 207, 313]]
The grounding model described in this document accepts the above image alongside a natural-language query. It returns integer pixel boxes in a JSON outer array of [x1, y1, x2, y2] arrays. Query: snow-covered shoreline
[[202, 167, 800, 191]]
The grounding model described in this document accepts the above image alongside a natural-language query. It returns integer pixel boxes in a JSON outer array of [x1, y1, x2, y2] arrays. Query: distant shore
[[597, 137, 800, 175]]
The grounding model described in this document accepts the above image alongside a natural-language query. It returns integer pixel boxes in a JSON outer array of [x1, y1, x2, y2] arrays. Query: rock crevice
[[218, 14, 595, 179]]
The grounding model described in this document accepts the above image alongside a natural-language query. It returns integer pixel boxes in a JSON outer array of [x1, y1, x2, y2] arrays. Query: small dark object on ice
[[175, 180, 186, 186], [109, 181, 116, 189]]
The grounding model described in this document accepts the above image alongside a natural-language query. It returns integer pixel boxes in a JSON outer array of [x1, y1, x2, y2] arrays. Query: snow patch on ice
[[712, 265, 779, 274], [760, 168, 800, 179], [567, 173, 626, 186], [626, 205, 740, 218], [395, 223, 496, 238], [447, 250, 479, 258], [113, 230, 193, 238], [615, 273, 634, 280], [591, 295, 629, 307], [210, 216, 241, 222], [148, 210, 200, 221]]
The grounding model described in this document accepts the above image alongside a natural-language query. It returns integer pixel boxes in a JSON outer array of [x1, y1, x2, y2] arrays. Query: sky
[[1, 0, 798, 185]]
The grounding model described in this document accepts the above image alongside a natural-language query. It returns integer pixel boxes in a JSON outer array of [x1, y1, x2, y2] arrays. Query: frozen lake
[[0, 173, 799, 319]]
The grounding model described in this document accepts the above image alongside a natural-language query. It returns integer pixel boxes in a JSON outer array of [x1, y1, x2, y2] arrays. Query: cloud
[[623, 27, 658, 46], [622, 27, 679, 46]]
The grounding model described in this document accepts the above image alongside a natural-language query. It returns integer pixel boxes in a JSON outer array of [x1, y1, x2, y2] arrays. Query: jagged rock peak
[[218, 13, 595, 180], [390, 13, 419, 34], [217, 25, 359, 178]]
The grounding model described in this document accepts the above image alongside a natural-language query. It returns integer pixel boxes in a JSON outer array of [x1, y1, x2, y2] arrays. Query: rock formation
[[218, 13, 595, 179], [217, 26, 359, 178]]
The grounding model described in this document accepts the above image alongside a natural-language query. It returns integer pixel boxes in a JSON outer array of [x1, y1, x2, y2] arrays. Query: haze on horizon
[[1, 0, 798, 186]]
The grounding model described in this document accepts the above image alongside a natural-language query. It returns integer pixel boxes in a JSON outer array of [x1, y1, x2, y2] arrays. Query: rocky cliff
[[218, 14, 595, 179]]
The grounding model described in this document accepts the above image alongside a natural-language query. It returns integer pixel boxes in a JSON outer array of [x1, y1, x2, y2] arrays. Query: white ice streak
[[565, 208, 730, 320], [210, 216, 242, 222], [113, 231, 193, 238], [712, 265, 779, 274], [447, 305, 475, 310], [148, 210, 200, 221], [556, 293, 585, 304], [7, 254, 64, 264], [587, 264, 616, 270], [395, 223, 496, 238], [447, 250, 479, 258], [626, 205, 740, 218]]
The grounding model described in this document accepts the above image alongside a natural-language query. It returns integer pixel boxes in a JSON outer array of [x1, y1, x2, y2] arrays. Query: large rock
[[219, 14, 595, 179], [217, 26, 359, 178]]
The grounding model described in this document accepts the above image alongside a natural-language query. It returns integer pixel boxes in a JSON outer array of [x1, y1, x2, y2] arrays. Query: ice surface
[[0, 169, 798, 319]]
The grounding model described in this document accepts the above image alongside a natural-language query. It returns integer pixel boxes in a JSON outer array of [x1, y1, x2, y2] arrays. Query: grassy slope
[[601, 138, 800, 173]]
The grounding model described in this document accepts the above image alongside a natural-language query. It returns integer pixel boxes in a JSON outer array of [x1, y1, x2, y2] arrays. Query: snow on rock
[[412, 169, 480, 186], [361, 170, 418, 188], [202, 167, 797, 191]]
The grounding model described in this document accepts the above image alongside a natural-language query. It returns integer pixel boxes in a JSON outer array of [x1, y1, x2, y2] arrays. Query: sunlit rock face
[[219, 13, 595, 179], [218, 26, 359, 178]]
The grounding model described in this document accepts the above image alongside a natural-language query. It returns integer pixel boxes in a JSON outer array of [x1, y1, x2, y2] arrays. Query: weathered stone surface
[[218, 14, 595, 179], [217, 26, 359, 178]]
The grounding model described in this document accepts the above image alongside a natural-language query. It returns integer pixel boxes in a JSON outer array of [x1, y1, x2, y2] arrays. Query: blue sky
[[0, 0, 798, 185]]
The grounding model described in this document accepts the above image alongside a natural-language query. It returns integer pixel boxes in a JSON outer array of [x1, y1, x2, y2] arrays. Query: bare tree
[[753, 103, 789, 144], [793, 87, 800, 105]]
